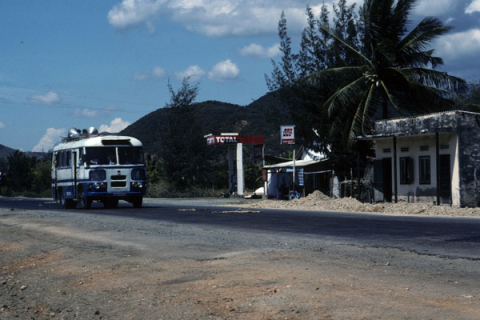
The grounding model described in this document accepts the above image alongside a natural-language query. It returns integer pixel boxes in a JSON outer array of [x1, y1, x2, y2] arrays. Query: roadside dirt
[[1, 198, 480, 319], [245, 190, 480, 218]]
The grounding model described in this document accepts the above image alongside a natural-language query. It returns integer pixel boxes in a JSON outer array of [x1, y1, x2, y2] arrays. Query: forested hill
[[0, 144, 15, 159], [0, 144, 48, 160], [120, 92, 294, 156]]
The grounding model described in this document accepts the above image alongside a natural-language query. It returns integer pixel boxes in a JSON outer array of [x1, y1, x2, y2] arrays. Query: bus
[[52, 127, 147, 209]]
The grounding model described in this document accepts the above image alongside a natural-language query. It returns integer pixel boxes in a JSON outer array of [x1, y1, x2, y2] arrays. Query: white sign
[[280, 125, 295, 144]]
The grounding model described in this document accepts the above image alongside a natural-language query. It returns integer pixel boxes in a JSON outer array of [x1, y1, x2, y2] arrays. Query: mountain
[[0, 144, 49, 160], [120, 92, 295, 157], [0, 144, 15, 159]]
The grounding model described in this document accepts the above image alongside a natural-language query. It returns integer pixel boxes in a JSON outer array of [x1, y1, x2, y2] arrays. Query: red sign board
[[206, 135, 265, 145], [280, 125, 295, 144]]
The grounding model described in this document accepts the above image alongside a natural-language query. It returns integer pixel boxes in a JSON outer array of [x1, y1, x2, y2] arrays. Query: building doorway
[[439, 154, 452, 204], [383, 158, 393, 202]]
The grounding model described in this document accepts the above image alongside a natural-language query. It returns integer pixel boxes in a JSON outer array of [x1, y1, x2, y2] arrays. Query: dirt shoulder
[[241, 190, 480, 218], [1, 201, 480, 319]]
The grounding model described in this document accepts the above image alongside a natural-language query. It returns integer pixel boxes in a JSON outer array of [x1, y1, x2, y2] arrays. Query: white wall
[[375, 133, 459, 205], [266, 170, 290, 199]]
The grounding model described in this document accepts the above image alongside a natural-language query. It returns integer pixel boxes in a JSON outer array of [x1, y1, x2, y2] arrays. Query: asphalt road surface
[[1, 196, 480, 319], [1, 196, 479, 261]]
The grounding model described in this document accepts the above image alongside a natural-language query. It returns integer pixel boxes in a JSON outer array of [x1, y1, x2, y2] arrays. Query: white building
[[360, 111, 480, 207]]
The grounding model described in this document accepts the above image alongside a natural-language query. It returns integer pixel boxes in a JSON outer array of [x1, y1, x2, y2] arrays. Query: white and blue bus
[[52, 128, 147, 209]]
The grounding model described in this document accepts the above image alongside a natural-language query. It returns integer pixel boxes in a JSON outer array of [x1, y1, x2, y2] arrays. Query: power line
[[0, 92, 143, 114], [0, 92, 151, 115], [0, 81, 164, 112]]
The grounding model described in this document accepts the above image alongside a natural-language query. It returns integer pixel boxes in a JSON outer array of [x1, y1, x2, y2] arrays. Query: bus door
[[72, 150, 77, 199], [53, 153, 58, 199]]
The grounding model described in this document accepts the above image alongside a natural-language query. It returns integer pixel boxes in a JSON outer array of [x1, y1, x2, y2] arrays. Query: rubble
[[245, 190, 480, 217]]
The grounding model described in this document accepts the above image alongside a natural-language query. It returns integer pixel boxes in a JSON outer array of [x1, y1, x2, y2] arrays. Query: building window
[[400, 157, 413, 184], [383, 148, 391, 153], [440, 144, 449, 150], [420, 145, 429, 151], [419, 156, 431, 184], [401, 147, 409, 152]]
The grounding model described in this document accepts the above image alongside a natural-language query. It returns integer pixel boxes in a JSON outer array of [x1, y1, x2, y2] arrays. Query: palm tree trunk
[[382, 96, 388, 119]]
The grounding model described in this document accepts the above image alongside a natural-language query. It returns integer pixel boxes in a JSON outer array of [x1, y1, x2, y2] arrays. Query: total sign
[[280, 125, 295, 144], [206, 135, 238, 145]]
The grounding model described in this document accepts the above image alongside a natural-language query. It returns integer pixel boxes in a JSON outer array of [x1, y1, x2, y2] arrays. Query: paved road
[[1, 196, 479, 260]]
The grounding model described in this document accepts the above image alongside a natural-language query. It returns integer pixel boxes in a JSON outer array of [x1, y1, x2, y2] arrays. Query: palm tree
[[308, 0, 466, 143]]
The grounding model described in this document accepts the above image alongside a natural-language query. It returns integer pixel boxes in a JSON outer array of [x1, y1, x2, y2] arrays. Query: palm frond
[[398, 17, 452, 67], [324, 76, 368, 117], [402, 68, 467, 93], [361, 83, 379, 134], [304, 65, 367, 88], [319, 25, 374, 69], [383, 67, 459, 114], [380, 80, 401, 116]]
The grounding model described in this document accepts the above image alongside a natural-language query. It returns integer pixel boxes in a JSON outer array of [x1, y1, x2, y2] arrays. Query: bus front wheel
[[132, 197, 143, 208], [78, 189, 92, 210], [60, 189, 75, 209]]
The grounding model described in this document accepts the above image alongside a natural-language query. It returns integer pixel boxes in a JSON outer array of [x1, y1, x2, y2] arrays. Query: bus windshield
[[85, 147, 144, 165], [118, 147, 144, 165], [85, 147, 117, 165]]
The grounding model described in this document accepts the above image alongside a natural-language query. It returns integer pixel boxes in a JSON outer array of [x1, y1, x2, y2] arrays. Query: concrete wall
[[375, 133, 459, 205], [373, 111, 480, 207], [456, 112, 480, 206]]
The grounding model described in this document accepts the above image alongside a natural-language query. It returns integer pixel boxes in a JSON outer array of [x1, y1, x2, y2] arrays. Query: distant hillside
[[121, 92, 294, 157], [0, 144, 49, 160], [0, 144, 15, 159]]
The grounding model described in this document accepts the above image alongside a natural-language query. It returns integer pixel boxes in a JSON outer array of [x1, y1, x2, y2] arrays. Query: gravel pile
[[246, 190, 480, 218]]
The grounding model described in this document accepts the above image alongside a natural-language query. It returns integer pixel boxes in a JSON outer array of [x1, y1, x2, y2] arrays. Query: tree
[[331, 0, 361, 67], [296, 6, 322, 78], [309, 0, 466, 143], [159, 78, 211, 190], [265, 11, 297, 91], [318, 2, 334, 69], [32, 160, 51, 194], [5, 150, 35, 192], [456, 81, 480, 111], [166, 77, 199, 108]]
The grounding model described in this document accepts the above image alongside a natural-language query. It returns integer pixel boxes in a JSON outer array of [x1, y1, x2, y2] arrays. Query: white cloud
[[445, 17, 456, 24], [239, 43, 280, 58], [73, 108, 98, 118], [151, 66, 166, 78], [99, 118, 130, 133], [107, 0, 166, 33], [0, 122, 5, 129], [30, 91, 60, 104], [208, 59, 240, 82], [174, 65, 205, 82], [133, 66, 166, 81], [466, 0, 480, 13], [133, 72, 149, 81], [108, 0, 332, 37], [33, 128, 66, 152], [414, 0, 458, 16], [435, 29, 480, 60]]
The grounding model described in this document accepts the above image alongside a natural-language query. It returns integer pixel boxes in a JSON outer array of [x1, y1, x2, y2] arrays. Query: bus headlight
[[88, 182, 106, 191], [89, 170, 106, 181], [131, 168, 146, 180]]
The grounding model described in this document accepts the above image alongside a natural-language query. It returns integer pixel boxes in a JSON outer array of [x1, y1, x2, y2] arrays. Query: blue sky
[[1, 0, 480, 152]]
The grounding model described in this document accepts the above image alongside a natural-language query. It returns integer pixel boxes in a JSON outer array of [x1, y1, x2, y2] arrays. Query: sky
[[1, 0, 480, 152]]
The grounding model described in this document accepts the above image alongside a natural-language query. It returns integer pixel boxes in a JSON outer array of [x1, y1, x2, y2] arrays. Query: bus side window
[[66, 151, 71, 168], [59, 152, 64, 167], [53, 153, 58, 167], [79, 149, 84, 166]]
